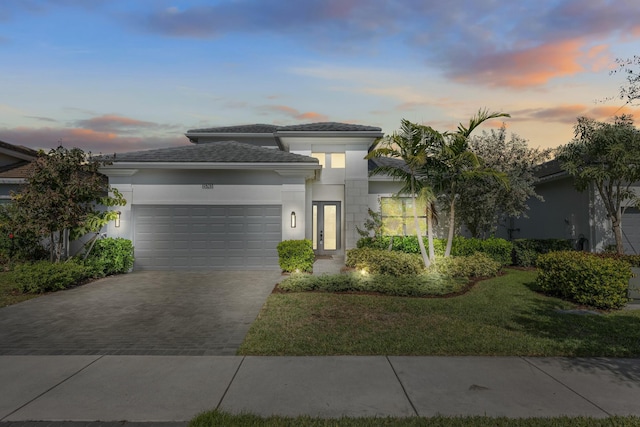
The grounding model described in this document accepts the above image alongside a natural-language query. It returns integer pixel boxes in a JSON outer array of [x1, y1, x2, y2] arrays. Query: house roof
[[186, 122, 383, 135], [0, 140, 38, 159], [0, 161, 34, 179], [187, 124, 280, 134], [105, 140, 320, 164], [277, 122, 382, 132]]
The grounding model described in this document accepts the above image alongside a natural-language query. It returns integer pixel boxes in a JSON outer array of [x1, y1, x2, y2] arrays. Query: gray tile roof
[[106, 141, 319, 164], [0, 139, 38, 158], [186, 122, 382, 134], [277, 122, 382, 132], [187, 124, 280, 134]]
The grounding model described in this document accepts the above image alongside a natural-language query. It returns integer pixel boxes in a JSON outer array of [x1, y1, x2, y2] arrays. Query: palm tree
[[366, 119, 439, 267], [436, 109, 510, 257]]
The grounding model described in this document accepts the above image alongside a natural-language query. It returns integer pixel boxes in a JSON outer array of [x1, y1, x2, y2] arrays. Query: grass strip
[[239, 269, 640, 357], [190, 411, 640, 427]]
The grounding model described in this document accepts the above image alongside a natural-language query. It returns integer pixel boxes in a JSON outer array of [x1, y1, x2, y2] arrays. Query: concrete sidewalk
[[1, 356, 639, 423]]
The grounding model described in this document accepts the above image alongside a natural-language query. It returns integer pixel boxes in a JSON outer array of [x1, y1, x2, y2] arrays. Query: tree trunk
[[427, 205, 435, 262], [612, 215, 625, 255], [445, 197, 456, 257], [411, 181, 430, 268]]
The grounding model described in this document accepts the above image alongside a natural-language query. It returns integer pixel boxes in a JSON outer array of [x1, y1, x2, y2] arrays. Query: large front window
[[380, 197, 427, 236]]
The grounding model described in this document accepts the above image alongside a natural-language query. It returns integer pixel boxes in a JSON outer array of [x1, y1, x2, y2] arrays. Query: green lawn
[[239, 269, 640, 357], [0, 271, 38, 308], [190, 411, 640, 427]]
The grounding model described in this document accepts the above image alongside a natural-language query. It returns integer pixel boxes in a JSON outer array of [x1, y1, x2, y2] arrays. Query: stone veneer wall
[[345, 179, 369, 250]]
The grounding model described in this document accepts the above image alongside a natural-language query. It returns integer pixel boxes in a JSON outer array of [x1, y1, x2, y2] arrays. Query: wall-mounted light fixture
[[115, 211, 121, 228], [290, 211, 296, 228]]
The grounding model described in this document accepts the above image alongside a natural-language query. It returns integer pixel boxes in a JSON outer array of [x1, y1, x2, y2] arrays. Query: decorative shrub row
[[84, 237, 134, 277], [13, 259, 92, 293], [512, 239, 574, 267], [277, 272, 468, 297], [432, 253, 502, 278], [346, 247, 424, 276], [13, 238, 135, 294], [536, 251, 632, 310], [593, 253, 640, 268], [277, 239, 315, 273], [357, 236, 512, 266]]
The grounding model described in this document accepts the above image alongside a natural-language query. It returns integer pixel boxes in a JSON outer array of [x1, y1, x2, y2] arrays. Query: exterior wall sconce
[[290, 211, 296, 228], [115, 211, 121, 228]]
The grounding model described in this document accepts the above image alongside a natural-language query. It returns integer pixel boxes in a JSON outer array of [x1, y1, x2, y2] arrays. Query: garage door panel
[[133, 205, 281, 270]]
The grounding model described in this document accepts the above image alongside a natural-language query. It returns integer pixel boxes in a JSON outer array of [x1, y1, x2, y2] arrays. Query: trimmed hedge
[[84, 237, 134, 277], [512, 239, 574, 267], [277, 271, 468, 297], [357, 236, 512, 266], [536, 251, 632, 310], [432, 253, 502, 278], [277, 239, 315, 273], [346, 247, 424, 276], [13, 259, 92, 294]]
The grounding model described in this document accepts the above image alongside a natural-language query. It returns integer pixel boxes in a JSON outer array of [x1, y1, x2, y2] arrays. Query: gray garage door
[[623, 207, 640, 255], [133, 205, 281, 270]]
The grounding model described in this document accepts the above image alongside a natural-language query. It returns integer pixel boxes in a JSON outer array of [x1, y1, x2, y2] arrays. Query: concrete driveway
[[0, 270, 282, 356]]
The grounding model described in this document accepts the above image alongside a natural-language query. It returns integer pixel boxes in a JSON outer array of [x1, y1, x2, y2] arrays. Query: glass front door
[[312, 202, 341, 255]]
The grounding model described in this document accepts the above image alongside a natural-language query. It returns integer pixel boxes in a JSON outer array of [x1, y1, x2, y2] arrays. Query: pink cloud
[[0, 126, 188, 154], [453, 39, 594, 88], [261, 105, 329, 122], [75, 114, 166, 134], [510, 104, 640, 124]]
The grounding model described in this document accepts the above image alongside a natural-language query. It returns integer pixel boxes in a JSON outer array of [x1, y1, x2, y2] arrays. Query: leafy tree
[[434, 109, 510, 257], [457, 126, 552, 238], [366, 119, 440, 267], [557, 115, 640, 254], [611, 55, 640, 107], [11, 146, 125, 262]]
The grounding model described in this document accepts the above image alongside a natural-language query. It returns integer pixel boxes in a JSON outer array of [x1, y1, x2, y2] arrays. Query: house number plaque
[[201, 184, 215, 189]]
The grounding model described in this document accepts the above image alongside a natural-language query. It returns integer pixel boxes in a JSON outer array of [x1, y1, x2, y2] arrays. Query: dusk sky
[[1, 0, 639, 154]]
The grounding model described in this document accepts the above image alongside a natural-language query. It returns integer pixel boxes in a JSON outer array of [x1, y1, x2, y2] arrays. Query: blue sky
[[1, 0, 639, 153]]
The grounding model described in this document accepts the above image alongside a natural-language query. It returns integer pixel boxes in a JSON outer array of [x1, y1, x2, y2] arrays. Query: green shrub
[[536, 251, 631, 310], [512, 239, 574, 267], [356, 236, 511, 266], [277, 239, 314, 273], [594, 253, 640, 268], [13, 259, 91, 294], [278, 271, 468, 297], [433, 253, 502, 278], [84, 237, 134, 277], [449, 236, 512, 266], [346, 247, 424, 276]]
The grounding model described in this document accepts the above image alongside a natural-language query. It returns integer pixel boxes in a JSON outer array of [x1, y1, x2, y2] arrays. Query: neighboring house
[[497, 159, 640, 254], [101, 122, 410, 270], [0, 140, 38, 203]]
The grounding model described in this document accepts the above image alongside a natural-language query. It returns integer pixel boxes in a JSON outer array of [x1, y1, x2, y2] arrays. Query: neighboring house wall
[[505, 173, 640, 254]]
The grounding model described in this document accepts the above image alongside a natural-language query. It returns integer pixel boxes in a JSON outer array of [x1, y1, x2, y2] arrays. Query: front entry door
[[312, 202, 341, 255]]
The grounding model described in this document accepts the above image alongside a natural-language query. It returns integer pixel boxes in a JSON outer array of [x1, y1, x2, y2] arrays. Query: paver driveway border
[[0, 270, 282, 356]]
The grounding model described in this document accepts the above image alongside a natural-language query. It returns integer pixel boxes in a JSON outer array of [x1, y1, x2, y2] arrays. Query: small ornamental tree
[[557, 116, 640, 255], [11, 146, 125, 262], [458, 127, 552, 238]]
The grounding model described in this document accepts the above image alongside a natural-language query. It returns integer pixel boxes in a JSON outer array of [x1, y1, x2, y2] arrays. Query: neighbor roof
[[0, 161, 34, 179], [0, 140, 38, 159], [105, 141, 320, 163]]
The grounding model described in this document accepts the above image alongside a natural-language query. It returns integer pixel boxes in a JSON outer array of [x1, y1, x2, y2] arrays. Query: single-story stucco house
[[495, 159, 640, 254], [101, 122, 408, 270]]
